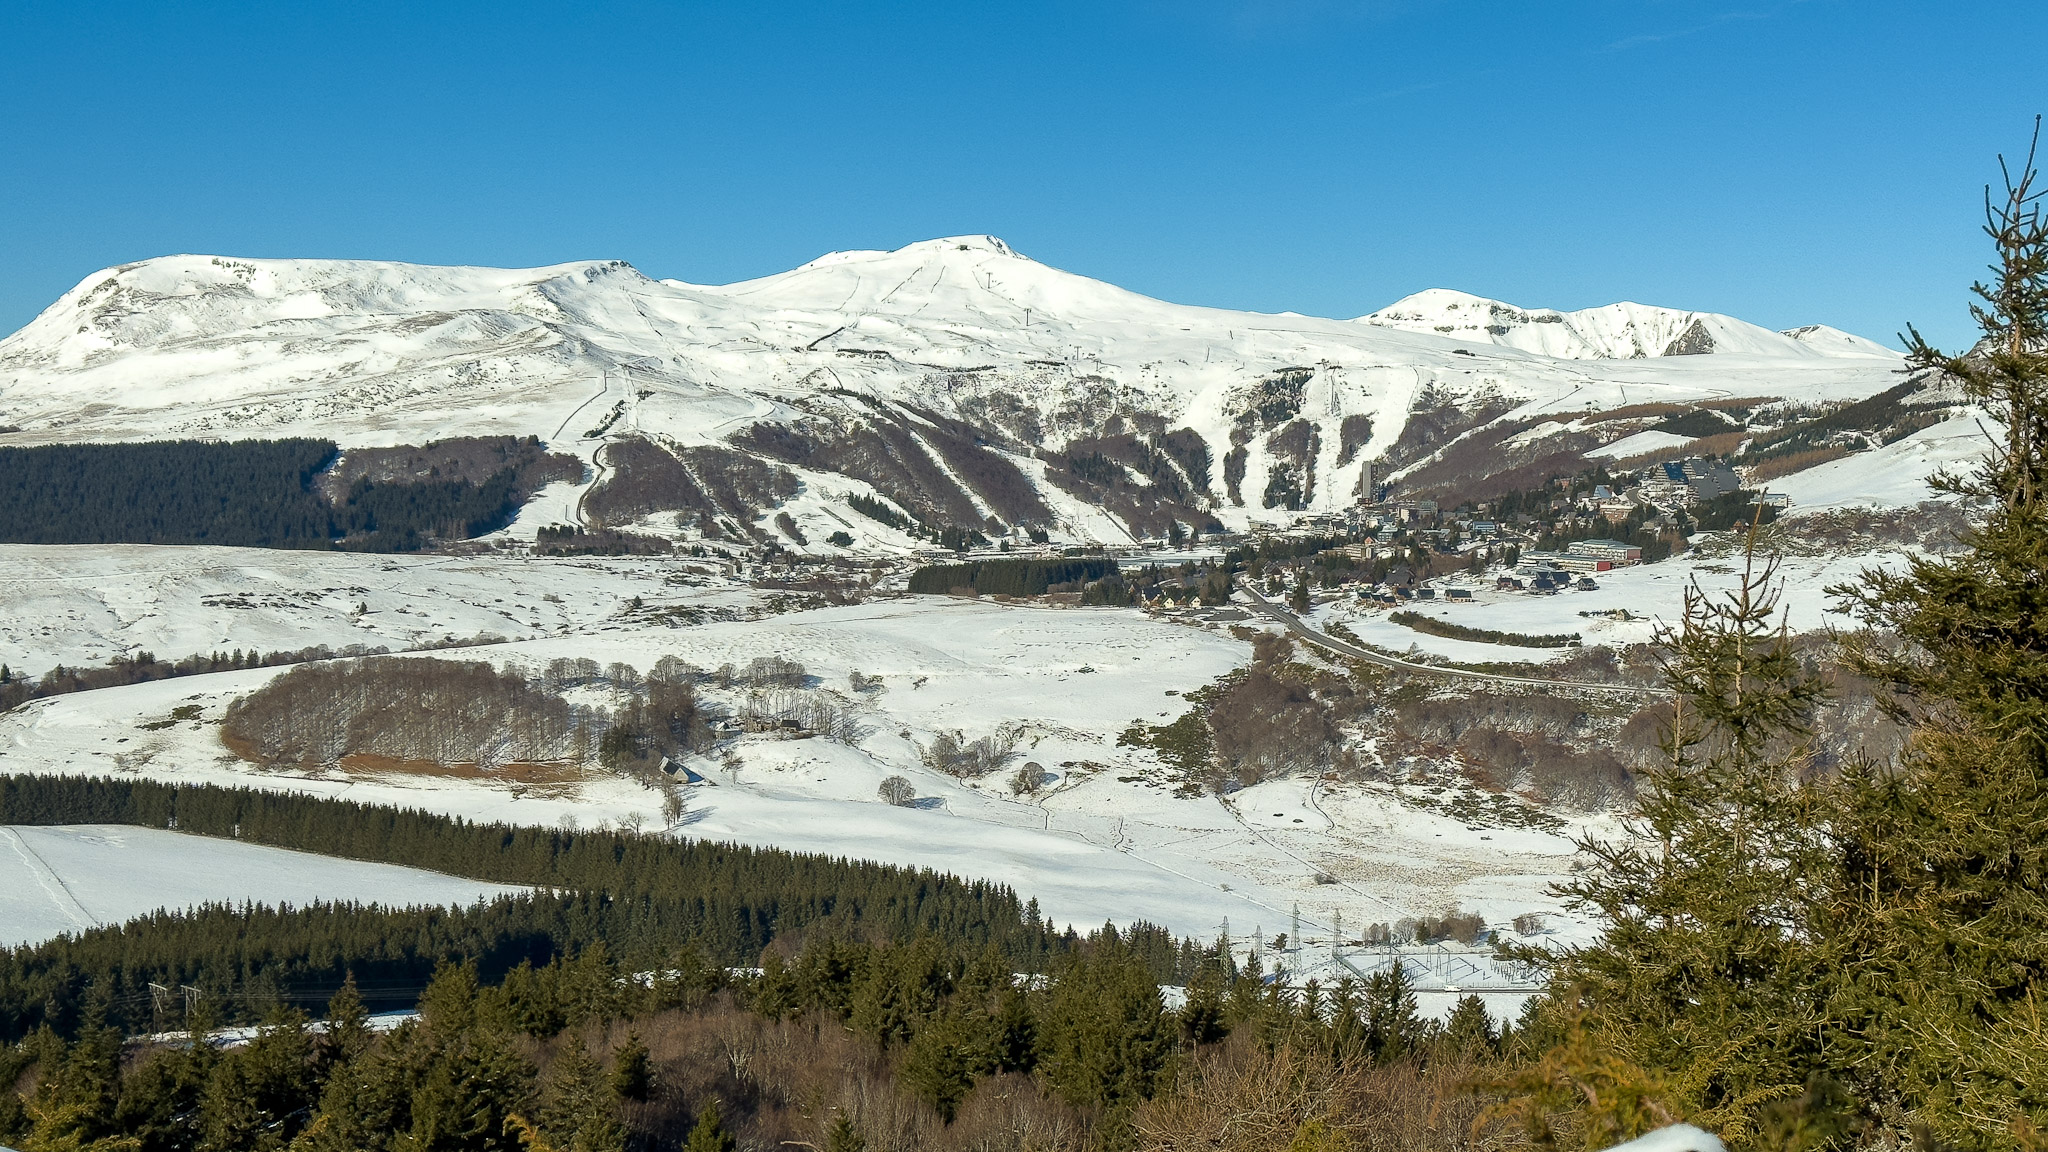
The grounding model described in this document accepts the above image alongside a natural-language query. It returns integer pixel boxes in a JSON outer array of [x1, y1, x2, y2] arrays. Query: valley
[[0, 237, 1958, 1001]]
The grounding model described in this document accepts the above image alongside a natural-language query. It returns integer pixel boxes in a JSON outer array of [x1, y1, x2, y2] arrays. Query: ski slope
[[0, 239, 1907, 535]]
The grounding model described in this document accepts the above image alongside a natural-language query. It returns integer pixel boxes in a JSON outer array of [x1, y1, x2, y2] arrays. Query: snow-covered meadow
[[0, 592, 1602, 965], [0, 823, 528, 947]]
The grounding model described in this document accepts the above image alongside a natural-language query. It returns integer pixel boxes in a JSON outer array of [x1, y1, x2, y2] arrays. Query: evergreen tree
[[1827, 122, 2048, 1150], [319, 974, 373, 1076], [609, 1033, 652, 1103], [822, 1112, 866, 1152], [536, 1037, 623, 1152], [1528, 533, 1830, 1144], [683, 1103, 735, 1152], [901, 1009, 977, 1122], [1440, 994, 1497, 1059]]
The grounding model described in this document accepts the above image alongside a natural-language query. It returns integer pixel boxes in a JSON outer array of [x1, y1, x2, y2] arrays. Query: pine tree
[[319, 974, 373, 1074], [1827, 121, 2048, 1151], [684, 1102, 735, 1152], [610, 1032, 652, 1102], [1529, 531, 1831, 1144], [537, 1036, 624, 1152], [823, 1112, 866, 1152], [1441, 994, 1497, 1058]]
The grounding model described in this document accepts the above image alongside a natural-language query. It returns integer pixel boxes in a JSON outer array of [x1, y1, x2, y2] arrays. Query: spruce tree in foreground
[[1513, 124, 2048, 1152], [1826, 119, 2048, 1151], [1524, 532, 1829, 1147]]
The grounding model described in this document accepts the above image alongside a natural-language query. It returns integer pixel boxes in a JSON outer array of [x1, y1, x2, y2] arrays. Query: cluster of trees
[[919, 726, 1023, 779], [0, 643, 381, 713], [222, 657, 613, 769], [1387, 610, 1581, 649], [218, 655, 825, 773], [0, 774, 1051, 1040], [0, 437, 566, 551], [533, 524, 674, 556], [0, 904, 1526, 1152], [905, 557, 1117, 596], [1120, 634, 1364, 796]]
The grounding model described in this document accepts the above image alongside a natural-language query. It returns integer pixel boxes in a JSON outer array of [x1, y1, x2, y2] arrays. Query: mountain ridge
[[0, 238, 1913, 548]]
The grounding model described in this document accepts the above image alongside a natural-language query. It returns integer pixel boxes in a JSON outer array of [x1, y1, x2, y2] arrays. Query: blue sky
[[1, 1, 2040, 348]]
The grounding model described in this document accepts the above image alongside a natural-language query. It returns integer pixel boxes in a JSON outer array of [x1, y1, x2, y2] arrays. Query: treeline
[[0, 920, 1514, 1152], [0, 437, 570, 551], [906, 557, 1117, 596], [0, 774, 1049, 1041], [1388, 611, 1581, 648], [0, 643, 385, 714]]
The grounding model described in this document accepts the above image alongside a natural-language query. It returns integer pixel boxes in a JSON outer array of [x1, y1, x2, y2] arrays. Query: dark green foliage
[[1650, 409, 1738, 438], [1822, 128, 2048, 1151], [610, 1032, 652, 1101], [1536, 541, 1831, 1143], [847, 491, 915, 531], [823, 1112, 866, 1152], [537, 1035, 625, 1152], [1691, 489, 1778, 533], [685, 1102, 736, 1152], [0, 775, 1052, 1042], [906, 556, 1116, 596], [1388, 611, 1580, 648], [0, 438, 337, 547], [0, 438, 558, 551]]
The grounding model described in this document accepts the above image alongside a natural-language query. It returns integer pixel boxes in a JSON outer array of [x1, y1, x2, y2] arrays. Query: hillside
[[0, 239, 1909, 549]]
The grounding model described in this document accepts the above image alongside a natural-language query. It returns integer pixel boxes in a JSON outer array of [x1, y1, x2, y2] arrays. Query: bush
[[1009, 762, 1050, 795], [921, 727, 1022, 778]]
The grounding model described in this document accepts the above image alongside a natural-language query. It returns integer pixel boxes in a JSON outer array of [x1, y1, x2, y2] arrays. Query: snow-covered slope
[[1358, 288, 1900, 361], [0, 240, 1907, 540]]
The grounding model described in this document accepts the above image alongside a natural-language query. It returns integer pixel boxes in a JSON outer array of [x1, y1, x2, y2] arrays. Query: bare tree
[[878, 775, 916, 806]]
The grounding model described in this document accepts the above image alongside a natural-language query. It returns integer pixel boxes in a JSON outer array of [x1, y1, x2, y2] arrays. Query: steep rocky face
[[0, 240, 1906, 548]]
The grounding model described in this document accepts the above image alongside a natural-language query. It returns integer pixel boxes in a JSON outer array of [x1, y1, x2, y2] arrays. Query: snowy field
[[1321, 545, 1893, 666], [0, 544, 760, 678], [0, 596, 1602, 968], [0, 823, 528, 947]]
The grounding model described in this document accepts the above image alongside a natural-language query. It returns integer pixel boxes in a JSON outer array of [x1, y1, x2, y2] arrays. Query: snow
[[1360, 288, 1900, 362], [0, 823, 528, 947], [0, 543, 761, 677], [1599, 1125, 1726, 1152], [1320, 545, 1892, 665], [0, 595, 1606, 962], [1770, 409, 1989, 513], [0, 239, 1909, 535], [1587, 429, 1696, 459]]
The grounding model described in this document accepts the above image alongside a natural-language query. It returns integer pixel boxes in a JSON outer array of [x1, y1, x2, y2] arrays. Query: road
[[1236, 586, 1667, 698]]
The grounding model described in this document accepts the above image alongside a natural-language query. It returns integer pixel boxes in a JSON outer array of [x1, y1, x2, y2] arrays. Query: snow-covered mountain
[[0, 237, 1908, 547], [1356, 288, 1899, 361]]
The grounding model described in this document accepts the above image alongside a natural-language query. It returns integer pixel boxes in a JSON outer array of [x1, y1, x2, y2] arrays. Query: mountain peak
[[1358, 289, 1896, 361]]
